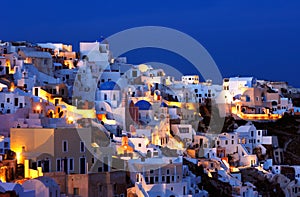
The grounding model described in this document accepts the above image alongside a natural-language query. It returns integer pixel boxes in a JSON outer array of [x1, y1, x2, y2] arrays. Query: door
[[43, 160, 50, 172], [80, 157, 86, 174]]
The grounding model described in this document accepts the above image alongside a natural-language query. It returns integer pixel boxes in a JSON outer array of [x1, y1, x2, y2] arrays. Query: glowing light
[[91, 142, 99, 148], [10, 83, 15, 92], [67, 116, 74, 124], [231, 106, 282, 121], [36, 105, 41, 111], [36, 88, 96, 118], [16, 152, 22, 164], [207, 171, 212, 178], [179, 142, 184, 149], [0, 175, 6, 182]]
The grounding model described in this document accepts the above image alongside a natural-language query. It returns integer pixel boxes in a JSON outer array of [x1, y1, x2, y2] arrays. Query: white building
[[79, 41, 111, 64], [171, 124, 194, 147], [96, 81, 121, 108], [0, 136, 9, 155], [128, 157, 205, 197], [22, 176, 60, 197], [182, 75, 200, 85], [0, 92, 26, 114]]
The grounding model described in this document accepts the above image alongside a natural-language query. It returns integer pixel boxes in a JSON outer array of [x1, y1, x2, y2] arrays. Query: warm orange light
[[16, 152, 22, 164], [36, 105, 41, 111], [67, 116, 74, 124], [10, 83, 15, 92], [179, 142, 184, 149], [36, 88, 96, 118]]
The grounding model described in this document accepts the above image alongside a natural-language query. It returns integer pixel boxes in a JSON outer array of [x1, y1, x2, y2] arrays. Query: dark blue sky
[[1, 0, 300, 86]]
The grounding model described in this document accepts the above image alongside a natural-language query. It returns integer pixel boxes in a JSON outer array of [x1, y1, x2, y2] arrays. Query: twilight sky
[[1, 0, 300, 86]]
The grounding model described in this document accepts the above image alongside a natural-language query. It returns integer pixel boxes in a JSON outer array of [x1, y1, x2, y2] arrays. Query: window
[[69, 158, 74, 171], [98, 185, 102, 192], [150, 169, 154, 173], [73, 188, 79, 195], [167, 169, 170, 174], [6, 98, 10, 103], [56, 159, 61, 171], [246, 95, 251, 102], [225, 140, 228, 145], [80, 141, 85, 153], [162, 176, 165, 182], [179, 128, 189, 133], [138, 143, 142, 147], [14, 98, 18, 106], [62, 140, 68, 152], [0, 103, 3, 108], [232, 140, 234, 144], [132, 71, 137, 77]]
